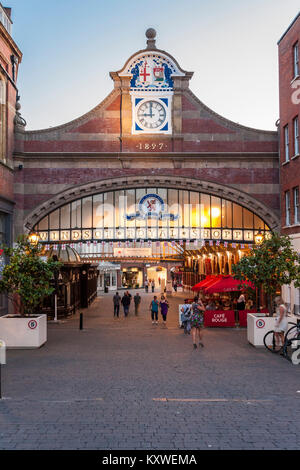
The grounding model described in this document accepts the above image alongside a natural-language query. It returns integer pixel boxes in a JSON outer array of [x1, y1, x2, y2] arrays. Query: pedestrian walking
[[149, 296, 159, 325], [126, 291, 132, 313], [160, 295, 169, 327], [134, 292, 141, 316], [145, 279, 149, 293], [121, 292, 130, 317], [181, 299, 192, 334], [113, 292, 121, 318], [173, 282, 177, 292], [151, 280, 155, 293], [190, 296, 205, 349]]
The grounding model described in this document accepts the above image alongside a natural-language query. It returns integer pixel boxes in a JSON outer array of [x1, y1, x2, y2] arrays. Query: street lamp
[[28, 231, 39, 246], [254, 229, 264, 245]]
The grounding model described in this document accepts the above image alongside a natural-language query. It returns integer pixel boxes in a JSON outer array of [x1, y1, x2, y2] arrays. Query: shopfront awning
[[191, 275, 221, 291], [204, 275, 254, 293]]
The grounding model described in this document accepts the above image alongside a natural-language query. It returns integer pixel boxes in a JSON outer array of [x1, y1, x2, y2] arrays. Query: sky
[[5, 0, 300, 131]]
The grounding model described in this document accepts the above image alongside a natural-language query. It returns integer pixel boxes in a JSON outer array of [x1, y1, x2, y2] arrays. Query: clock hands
[[149, 101, 153, 118], [142, 102, 154, 118]]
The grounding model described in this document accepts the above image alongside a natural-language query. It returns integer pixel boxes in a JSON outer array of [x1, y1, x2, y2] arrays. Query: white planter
[[0, 314, 47, 349], [247, 313, 298, 347]]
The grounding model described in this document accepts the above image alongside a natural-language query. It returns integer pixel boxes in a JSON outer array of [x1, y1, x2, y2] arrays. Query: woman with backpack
[[191, 296, 205, 349]]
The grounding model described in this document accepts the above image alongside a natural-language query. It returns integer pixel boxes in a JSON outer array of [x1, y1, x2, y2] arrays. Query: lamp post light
[[254, 229, 264, 246], [28, 231, 39, 246]]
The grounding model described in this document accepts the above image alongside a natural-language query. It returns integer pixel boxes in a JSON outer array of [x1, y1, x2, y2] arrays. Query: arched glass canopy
[[34, 187, 270, 245]]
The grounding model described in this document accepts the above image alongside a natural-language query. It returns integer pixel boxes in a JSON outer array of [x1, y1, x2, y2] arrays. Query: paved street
[[0, 290, 299, 450]]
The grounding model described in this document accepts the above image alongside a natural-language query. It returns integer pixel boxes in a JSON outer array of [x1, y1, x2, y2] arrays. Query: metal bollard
[[0, 340, 6, 400], [79, 313, 83, 330]]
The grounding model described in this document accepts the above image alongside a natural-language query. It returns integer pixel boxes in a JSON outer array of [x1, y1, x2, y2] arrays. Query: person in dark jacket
[[113, 292, 121, 318], [121, 292, 131, 317], [134, 292, 141, 316]]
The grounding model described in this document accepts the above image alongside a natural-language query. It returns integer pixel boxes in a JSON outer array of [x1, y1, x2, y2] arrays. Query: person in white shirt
[[274, 296, 288, 348]]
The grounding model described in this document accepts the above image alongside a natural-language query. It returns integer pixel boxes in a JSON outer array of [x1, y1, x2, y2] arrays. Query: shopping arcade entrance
[[24, 175, 279, 289]]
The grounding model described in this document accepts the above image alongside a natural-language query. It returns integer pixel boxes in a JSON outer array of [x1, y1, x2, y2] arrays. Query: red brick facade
[[0, 5, 22, 225], [13, 35, 280, 237], [278, 12, 300, 235]]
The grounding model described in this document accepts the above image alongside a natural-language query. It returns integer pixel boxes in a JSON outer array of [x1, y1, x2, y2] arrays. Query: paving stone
[[0, 290, 299, 450]]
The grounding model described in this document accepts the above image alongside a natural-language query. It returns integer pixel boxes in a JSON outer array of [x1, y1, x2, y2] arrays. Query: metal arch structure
[[23, 174, 280, 234]]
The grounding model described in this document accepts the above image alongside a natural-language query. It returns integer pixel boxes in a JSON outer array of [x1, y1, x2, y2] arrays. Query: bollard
[[0, 340, 6, 399], [79, 313, 83, 330]]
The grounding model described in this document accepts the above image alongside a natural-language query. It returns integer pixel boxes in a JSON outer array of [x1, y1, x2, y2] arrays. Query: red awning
[[191, 275, 221, 291], [204, 275, 254, 293]]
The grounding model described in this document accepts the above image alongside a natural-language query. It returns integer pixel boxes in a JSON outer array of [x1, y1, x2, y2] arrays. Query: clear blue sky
[[6, 0, 300, 130]]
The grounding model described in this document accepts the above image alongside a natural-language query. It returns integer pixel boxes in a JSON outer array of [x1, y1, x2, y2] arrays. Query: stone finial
[[146, 28, 157, 49], [14, 96, 26, 130]]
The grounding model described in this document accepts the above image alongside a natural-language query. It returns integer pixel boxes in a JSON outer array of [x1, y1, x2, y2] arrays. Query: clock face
[[136, 100, 166, 129]]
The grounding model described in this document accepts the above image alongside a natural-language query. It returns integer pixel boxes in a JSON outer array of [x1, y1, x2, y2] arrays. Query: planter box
[[247, 313, 298, 347], [0, 314, 47, 349]]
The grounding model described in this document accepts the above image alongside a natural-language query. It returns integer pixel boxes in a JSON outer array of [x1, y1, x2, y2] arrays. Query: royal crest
[[125, 194, 179, 221]]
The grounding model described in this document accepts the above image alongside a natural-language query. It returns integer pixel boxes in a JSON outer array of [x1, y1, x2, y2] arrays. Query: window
[[284, 125, 289, 162], [293, 42, 299, 78], [293, 187, 299, 224], [294, 116, 299, 156], [285, 191, 291, 226]]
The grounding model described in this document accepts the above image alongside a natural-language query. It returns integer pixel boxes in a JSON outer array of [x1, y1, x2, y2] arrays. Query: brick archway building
[[13, 30, 280, 293], [13, 30, 279, 239]]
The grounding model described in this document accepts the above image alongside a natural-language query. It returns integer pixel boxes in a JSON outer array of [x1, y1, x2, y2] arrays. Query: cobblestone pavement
[[0, 290, 299, 450]]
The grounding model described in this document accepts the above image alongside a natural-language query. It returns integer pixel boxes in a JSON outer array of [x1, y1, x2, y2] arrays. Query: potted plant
[[232, 232, 300, 316], [0, 235, 61, 348]]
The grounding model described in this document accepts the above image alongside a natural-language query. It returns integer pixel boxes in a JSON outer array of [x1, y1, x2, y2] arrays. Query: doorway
[[146, 266, 167, 290]]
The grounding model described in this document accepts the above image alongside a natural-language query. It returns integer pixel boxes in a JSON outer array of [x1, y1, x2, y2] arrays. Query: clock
[[136, 100, 167, 130]]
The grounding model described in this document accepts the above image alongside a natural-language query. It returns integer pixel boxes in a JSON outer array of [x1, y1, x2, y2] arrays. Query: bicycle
[[263, 321, 297, 353], [282, 320, 300, 361]]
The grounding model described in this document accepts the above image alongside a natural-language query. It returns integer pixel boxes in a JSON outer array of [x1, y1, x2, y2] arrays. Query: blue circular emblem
[[139, 194, 164, 218]]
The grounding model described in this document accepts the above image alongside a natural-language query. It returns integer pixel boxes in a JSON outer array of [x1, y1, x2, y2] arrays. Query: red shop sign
[[204, 310, 235, 328]]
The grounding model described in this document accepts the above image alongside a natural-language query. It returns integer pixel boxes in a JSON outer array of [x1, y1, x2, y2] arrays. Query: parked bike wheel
[[285, 324, 297, 342], [263, 330, 282, 353], [283, 332, 300, 359]]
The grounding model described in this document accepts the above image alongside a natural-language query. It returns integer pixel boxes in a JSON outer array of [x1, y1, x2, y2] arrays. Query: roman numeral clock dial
[[137, 100, 167, 129]]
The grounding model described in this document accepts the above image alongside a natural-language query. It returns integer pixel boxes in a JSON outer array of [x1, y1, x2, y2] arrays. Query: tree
[[232, 232, 300, 315], [0, 235, 61, 316]]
